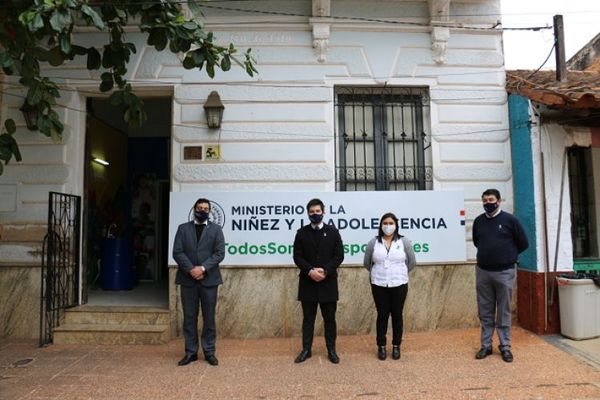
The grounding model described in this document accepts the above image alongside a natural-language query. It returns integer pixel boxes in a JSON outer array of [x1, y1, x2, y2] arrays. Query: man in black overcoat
[[293, 198, 344, 364]]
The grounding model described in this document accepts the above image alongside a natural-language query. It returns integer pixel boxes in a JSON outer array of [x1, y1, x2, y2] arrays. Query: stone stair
[[53, 306, 171, 345]]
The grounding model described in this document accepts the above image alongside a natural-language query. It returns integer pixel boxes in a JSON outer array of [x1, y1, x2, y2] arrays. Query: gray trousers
[[181, 284, 218, 357], [475, 266, 516, 351]]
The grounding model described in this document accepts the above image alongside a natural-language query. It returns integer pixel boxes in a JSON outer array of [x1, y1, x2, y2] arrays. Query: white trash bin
[[556, 277, 600, 340]]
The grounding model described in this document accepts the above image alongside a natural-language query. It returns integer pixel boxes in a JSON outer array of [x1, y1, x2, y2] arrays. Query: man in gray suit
[[173, 198, 225, 366]]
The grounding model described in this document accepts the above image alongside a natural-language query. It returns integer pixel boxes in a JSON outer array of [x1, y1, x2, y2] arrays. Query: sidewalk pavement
[[1, 327, 600, 400]]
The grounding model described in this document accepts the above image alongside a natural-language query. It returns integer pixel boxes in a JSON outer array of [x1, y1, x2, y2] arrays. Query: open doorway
[[83, 96, 172, 308], [568, 146, 599, 260]]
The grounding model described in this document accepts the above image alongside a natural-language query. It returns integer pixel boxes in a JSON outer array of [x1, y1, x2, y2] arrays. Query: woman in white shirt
[[363, 212, 416, 361]]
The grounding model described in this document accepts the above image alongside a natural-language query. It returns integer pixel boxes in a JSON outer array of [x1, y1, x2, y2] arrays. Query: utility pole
[[554, 14, 567, 82]]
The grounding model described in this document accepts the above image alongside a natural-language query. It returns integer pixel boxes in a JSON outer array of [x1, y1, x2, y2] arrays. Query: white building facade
[[0, 0, 512, 340]]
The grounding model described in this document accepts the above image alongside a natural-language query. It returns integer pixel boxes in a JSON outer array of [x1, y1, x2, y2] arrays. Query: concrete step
[[53, 323, 170, 345], [54, 306, 171, 345], [64, 306, 170, 325]]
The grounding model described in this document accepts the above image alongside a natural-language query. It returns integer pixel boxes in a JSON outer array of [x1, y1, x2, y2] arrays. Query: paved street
[[1, 327, 600, 400]]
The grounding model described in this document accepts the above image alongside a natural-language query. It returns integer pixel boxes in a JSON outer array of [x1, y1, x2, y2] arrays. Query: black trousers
[[301, 301, 337, 351], [181, 284, 218, 356], [371, 284, 408, 346]]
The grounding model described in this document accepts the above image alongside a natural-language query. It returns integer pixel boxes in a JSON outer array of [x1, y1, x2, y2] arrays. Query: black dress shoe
[[177, 354, 198, 366], [205, 354, 219, 366], [475, 347, 492, 360], [377, 346, 386, 360], [500, 349, 513, 363], [294, 349, 311, 363], [392, 345, 401, 360], [327, 349, 340, 364]]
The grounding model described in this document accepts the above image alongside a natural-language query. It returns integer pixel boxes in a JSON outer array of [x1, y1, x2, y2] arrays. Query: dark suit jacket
[[293, 223, 344, 302], [172, 221, 225, 287]]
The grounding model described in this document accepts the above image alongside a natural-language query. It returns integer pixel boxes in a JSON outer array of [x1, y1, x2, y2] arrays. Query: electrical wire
[[525, 42, 557, 80], [2, 0, 598, 19], [0, 0, 556, 32], [4, 86, 599, 142]]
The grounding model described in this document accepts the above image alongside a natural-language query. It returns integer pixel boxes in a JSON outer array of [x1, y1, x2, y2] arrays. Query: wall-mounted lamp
[[203, 91, 224, 129], [20, 101, 40, 131], [92, 157, 109, 166]]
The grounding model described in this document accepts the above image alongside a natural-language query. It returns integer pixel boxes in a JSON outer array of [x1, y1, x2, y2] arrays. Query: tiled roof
[[586, 59, 600, 73], [506, 69, 600, 109]]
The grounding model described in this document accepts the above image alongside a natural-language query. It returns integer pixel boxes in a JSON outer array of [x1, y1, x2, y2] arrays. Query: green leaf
[[109, 91, 123, 106], [125, 43, 136, 54], [102, 46, 113, 68], [207, 62, 214, 78], [27, 86, 42, 105], [60, 35, 72, 54], [111, 26, 122, 43], [9, 139, 22, 162], [49, 9, 72, 32], [123, 92, 135, 106], [192, 51, 205, 65], [51, 115, 64, 133], [4, 119, 16, 135], [182, 55, 196, 70], [148, 29, 168, 51], [0, 146, 11, 162], [47, 47, 64, 66], [114, 74, 125, 88], [99, 79, 113, 92], [179, 39, 192, 53], [18, 10, 34, 26], [71, 45, 88, 56], [221, 55, 231, 71], [87, 47, 101, 69], [183, 21, 197, 30], [37, 115, 51, 137], [81, 4, 105, 29], [50, 126, 61, 143], [0, 135, 11, 145], [0, 52, 10, 66], [188, 2, 204, 16], [31, 14, 44, 31]]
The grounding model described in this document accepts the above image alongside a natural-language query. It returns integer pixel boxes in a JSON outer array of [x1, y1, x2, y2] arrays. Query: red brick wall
[[517, 269, 562, 334]]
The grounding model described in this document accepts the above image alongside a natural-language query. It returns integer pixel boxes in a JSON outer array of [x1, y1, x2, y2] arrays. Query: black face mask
[[483, 202, 499, 214], [195, 210, 209, 221], [309, 213, 323, 224]]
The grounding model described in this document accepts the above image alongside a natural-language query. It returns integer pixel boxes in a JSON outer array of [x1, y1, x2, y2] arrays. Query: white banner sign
[[169, 191, 466, 266]]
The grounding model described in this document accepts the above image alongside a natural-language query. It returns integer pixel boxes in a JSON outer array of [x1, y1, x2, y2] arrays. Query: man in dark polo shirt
[[472, 189, 528, 363]]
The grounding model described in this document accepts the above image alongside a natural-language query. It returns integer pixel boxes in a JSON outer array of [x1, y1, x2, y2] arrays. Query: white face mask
[[382, 225, 396, 236]]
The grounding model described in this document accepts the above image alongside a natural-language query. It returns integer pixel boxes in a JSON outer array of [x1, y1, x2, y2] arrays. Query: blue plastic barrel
[[100, 237, 133, 290]]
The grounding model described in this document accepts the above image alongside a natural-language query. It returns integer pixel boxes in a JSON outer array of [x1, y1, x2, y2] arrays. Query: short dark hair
[[481, 189, 501, 200], [194, 198, 211, 210], [377, 212, 401, 242], [306, 198, 324, 212]]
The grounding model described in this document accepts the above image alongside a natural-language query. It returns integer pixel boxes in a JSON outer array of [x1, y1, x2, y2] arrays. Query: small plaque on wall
[[183, 146, 203, 161], [205, 145, 221, 160]]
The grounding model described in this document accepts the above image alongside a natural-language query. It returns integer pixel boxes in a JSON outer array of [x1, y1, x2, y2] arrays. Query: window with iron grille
[[334, 87, 432, 191]]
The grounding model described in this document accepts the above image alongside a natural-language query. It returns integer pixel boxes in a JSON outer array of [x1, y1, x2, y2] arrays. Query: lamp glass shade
[[206, 108, 224, 129], [203, 91, 224, 128], [20, 103, 39, 131]]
